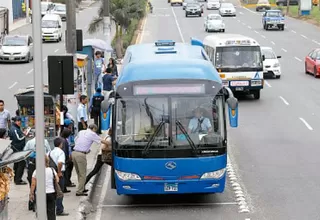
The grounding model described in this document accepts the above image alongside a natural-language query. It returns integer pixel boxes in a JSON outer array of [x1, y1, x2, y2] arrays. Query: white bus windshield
[[215, 46, 263, 70]]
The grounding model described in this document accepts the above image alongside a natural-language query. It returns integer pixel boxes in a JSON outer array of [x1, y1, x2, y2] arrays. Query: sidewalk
[[7, 135, 102, 220]]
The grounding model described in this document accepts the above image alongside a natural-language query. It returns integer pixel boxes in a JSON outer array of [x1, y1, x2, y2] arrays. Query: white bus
[[192, 34, 264, 99]]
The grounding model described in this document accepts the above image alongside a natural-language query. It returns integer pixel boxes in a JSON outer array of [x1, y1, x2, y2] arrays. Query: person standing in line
[[89, 88, 104, 134], [48, 137, 69, 216], [72, 124, 109, 196], [77, 95, 88, 131], [85, 129, 112, 185], [0, 100, 11, 133], [30, 156, 59, 220], [9, 116, 27, 185], [107, 58, 118, 77], [94, 51, 104, 90], [102, 67, 117, 98]]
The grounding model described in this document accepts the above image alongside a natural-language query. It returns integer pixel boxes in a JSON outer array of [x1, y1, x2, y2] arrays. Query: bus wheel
[[252, 90, 260, 100]]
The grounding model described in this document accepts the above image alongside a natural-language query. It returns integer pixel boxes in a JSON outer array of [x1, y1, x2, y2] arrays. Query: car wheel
[[252, 90, 260, 99], [205, 27, 208, 32], [314, 66, 318, 78], [199, 13, 202, 17], [266, 25, 269, 30], [276, 75, 281, 79], [305, 63, 308, 74], [26, 53, 31, 63], [185, 13, 188, 17], [222, 29, 225, 32]]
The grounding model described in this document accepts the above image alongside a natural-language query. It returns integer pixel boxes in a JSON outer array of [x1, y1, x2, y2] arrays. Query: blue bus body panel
[[114, 154, 227, 195]]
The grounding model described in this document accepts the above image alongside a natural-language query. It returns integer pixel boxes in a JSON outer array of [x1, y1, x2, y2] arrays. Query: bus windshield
[[115, 95, 225, 155], [215, 46, 263, 71]]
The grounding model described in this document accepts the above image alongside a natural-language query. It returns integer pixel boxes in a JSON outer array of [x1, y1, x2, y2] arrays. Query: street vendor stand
[[14, 85, 56, 147], [0, 139, 31, 220]]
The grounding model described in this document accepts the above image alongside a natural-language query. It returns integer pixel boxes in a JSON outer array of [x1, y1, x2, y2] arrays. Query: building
[[0, 0, 28, 29]]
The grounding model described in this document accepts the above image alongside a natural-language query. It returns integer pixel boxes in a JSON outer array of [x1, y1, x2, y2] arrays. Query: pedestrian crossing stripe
[[254, 72, 259, 79]]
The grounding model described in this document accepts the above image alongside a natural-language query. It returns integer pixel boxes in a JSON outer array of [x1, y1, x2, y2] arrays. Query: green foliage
[[122, 19, 139, 49]]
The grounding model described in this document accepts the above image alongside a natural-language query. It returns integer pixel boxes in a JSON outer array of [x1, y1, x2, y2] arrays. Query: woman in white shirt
[[29, 156, 59, 220]]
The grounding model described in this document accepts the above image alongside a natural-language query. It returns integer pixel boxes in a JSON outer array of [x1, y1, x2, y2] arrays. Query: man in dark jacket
[[9, 116, 27, 185], [89, 88, 104, 134]]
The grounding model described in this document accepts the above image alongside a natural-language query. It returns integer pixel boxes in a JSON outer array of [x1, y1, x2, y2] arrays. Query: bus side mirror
[[262, 55, 265, 61], [226, 96, 238, 128]]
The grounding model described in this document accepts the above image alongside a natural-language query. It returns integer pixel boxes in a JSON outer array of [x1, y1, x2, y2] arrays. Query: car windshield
[[185, 0, 195, 3], [42, 20, 59, 28], [215, 46, 263, 69], [262, 49, 276, 59], [221, 3, 233, 8], [208, 15, 221, 20], [187, 3, 199, 7], [115, 96, 224, 151], [55, 5, 65, 11], [267, 11, 282, 17], [2, 37, 27, 46]]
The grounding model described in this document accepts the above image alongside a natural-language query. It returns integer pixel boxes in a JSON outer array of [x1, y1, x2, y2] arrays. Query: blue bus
[[101, 40, 239, 195]]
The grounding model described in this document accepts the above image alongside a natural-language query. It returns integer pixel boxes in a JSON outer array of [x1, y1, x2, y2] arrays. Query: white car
[[204, 14, 225, 32], [219, 3, 236, 16], [0, 35, 34, 63], [183, 0, 195, 9], [261, 46, 282, 79], [207, 0, 221, 9]]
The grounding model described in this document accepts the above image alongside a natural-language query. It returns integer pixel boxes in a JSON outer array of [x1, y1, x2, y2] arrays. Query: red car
[[305, 48, 320, 77]]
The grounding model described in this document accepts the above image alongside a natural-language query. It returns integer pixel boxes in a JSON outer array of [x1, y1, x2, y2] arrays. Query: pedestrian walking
[[94, 51, 104, 89], [107, 58, 118, 77], [24, 134, 51, 211], [62, 120, 76, 187], [102, 67, 117, 97], [72, 124, 109, 196], [77, 95, 88, 131], [9, 116, 27, 185], [29, 156, 59, 220], [89, 88, 104, 134], [48, 137, 69, 216], [85, 129, 112, 185], [0, 100, 11, 132]]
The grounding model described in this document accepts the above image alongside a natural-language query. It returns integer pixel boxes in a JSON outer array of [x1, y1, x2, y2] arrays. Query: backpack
[[48, 152, 58, 171]]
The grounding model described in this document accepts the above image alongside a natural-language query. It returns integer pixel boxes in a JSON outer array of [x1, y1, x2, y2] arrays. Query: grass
[[278, 6, 320, 23]]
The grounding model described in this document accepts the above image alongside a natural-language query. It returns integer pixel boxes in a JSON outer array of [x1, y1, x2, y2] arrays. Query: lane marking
[[171, 7, 185, 43], [271, 41, 275, 45], [99, 202, 238, 208], [279, 96, 289, 105], [138, 15, 148, 43], [261, 35, 266, 38], [254, 30, 259, 34], [300, 34, 308, 39], [242, 22, 246, 25], [312, 39, 320, 45], [294, 57, 302, 62], [54, 49, 59, 53], [237, 19, 241, 22], [299, 117, 313, 131], [8, 82, 18, 89], [242, 6, 257, 14], [281, 48, 287, 52], [43, 57, 47, 62], [27, 69, 33, 74], [248, 26, 252, 29], [291, 30, 296, 33], [264, 80, 271, 87], [239, 11, 244, 15]]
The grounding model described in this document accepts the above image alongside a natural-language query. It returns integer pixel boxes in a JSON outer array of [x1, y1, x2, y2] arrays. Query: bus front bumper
[[115, 175, 226, 195]]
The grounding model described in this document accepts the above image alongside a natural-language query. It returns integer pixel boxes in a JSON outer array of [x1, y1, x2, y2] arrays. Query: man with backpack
[[89, 88, 104, 134], [48, 137, 69, 216]]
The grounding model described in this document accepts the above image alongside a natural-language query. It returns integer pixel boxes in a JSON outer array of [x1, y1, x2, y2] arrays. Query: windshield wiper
[[175, 120, 198, 154], [142, 121, 165, 156]]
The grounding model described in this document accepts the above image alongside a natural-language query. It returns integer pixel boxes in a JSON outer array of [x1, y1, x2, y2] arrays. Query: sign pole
[[32, 0, 47, 219]]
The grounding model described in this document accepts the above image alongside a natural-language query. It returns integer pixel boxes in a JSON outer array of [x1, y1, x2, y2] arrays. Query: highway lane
[[0, 3, 101, 114], [171, 1, 320, 219]]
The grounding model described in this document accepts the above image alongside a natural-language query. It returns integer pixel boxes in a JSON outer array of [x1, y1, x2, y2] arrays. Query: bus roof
[[203, 34, 260, 47], [116, 42, 222, 86]]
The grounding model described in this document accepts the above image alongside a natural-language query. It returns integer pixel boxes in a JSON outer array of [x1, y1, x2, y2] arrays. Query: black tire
[[205, 27, 208, 32], [222, 29, 225, 32], [26, 53, 31, 63], [314, 66, 318, 78], [305, 63, 308, 74], [276, 75, 281, 79], [199, 13, 202, 17], [185, 13, 188, 17], [252, 90, 260, 99]]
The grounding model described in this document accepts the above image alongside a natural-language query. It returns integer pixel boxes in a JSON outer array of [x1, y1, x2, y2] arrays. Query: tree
[[88, 0, 146, 58]]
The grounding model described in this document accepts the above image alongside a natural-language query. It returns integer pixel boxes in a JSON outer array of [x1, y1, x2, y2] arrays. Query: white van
[[41, 14, 62, 42]]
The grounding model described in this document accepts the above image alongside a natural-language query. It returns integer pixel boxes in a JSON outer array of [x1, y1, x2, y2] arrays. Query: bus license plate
[[164, 183, 178, 192], [235, 87, 244, 91]]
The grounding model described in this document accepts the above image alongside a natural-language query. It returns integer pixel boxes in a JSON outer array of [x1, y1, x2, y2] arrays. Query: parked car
[[52, 3, 66, 21], [204, 14, 225, 32], [219, 3, 236, 16], [256, 0, 271, 11], [261, 47, 282, 79], [185, 3, 202, 17], [0, 35, 33, 63], [276, 0, 298, 6], [305, 48, 320, 78]]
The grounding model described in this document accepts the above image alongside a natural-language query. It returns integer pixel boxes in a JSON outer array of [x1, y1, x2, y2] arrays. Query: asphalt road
[[0, 2, 104, 115], [88, 0, 320, 220]]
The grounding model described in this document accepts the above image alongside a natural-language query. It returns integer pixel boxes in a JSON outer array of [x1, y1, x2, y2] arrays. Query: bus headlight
[[115, 170, 141, 181], [200, 168, 226, 179], [251, 80, 262, 86]]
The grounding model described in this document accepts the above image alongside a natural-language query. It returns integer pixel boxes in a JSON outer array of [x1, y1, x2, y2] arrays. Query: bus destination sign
[[133, 84, 205, 95]]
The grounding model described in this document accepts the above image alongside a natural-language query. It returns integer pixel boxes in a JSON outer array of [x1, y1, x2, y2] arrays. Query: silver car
[[207, 0, 221, 9], [204, 14, 225, 32], [0, 35, 34, 63], [52, 3, 66, 21], [219, 3, 236, 16]]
